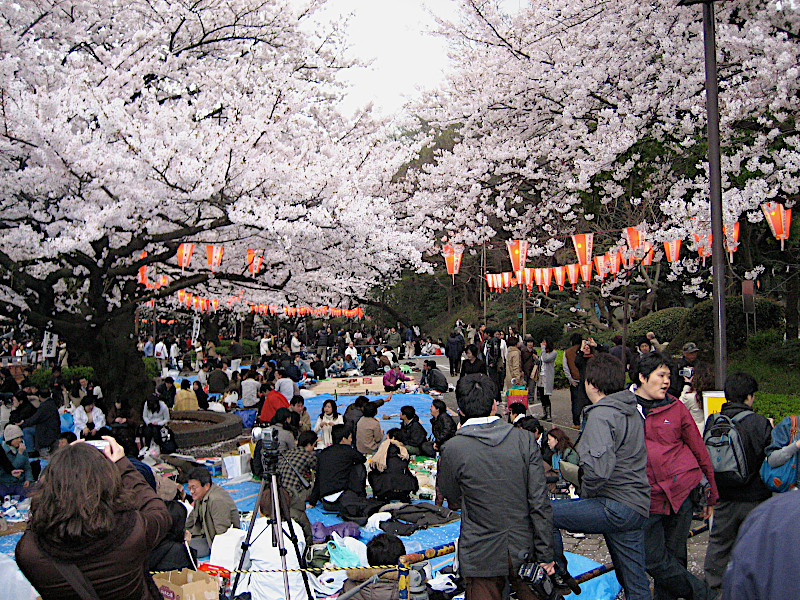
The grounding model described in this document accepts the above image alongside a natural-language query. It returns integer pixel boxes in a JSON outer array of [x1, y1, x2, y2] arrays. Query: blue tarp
[[303, 392, 436, 436]]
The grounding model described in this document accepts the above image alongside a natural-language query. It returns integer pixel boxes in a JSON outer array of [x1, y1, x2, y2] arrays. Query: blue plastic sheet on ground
[[304, 392, 436, 436], [564, 552, 622, 599]]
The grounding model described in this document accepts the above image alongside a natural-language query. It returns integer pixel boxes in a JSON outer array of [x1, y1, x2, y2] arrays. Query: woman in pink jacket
[[635, 353, 718, 600]]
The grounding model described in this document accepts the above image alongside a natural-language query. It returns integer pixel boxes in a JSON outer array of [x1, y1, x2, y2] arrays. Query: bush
[[669, 296, 783, 357], [30, 366, 95, 390], [554, 350, 569, 390], [142, 357, 160, 379], [525, 314, 567, 346], [626, 307, 690, 344], [753, 392, 800, 425], [242, 340, 260, 356], [746, 329, 784, 354]]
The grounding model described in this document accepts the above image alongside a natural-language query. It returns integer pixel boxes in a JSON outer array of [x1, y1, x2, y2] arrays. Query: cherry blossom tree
[[0, 0, 426, 402], [402, 0, 799, 324]]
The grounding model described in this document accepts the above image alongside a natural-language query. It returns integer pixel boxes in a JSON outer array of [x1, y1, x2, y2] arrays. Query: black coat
[[445, 334, 465, 359], [459, 358, 487, 377], [368, 445, 419, 500], [425, 368, 449, 393], [431, 412, 457, 448], [21, 398, 60, 451], [398, 417, 427, 450], [362, 356, 379, 375], [310, 443, 366, 505], [438, 419, 553, 577]]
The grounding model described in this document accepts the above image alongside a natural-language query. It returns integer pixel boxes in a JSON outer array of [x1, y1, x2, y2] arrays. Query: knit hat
[[3, 424, 23, 443], [156, 477, 180, 502]]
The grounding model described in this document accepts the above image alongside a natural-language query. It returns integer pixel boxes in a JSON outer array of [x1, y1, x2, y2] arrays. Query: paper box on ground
[[153, 568, 219, 600], [196, 457, 222, 477], [221, 452, 251, 478]]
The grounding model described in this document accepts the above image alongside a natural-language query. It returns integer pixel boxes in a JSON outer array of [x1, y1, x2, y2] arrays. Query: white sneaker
[[567, 531, 585, 539]]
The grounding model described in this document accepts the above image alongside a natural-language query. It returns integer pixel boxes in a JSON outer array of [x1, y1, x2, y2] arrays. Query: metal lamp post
[[678, 0, 727, 387]]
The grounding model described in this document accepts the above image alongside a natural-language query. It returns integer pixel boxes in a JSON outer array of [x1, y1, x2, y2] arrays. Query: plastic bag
[[209, 526, 246, 571], [0, 554, 37, 600], [326, 538, 360, 568]]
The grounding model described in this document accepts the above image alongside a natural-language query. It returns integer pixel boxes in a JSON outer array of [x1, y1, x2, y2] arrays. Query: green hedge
[[669, 296, 783, 357], [30, 366, 95, 390], [625, 307, 690, 344], [142, 357, 160, 379], [753, 392, 800, 425]]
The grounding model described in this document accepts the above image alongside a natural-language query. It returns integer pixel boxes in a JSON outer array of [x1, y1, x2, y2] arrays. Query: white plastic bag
[[0, 554, 37, 600], [209, 526, 246, 572]]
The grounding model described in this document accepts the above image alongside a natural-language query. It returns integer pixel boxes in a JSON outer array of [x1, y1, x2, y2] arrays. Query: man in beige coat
[[185, 467, 241, 557]]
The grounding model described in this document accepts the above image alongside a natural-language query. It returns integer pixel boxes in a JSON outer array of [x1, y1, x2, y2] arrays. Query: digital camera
[[679, 366, 694, 379]]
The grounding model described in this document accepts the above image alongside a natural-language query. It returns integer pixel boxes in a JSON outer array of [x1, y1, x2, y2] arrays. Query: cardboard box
[[153, 568, 219, 600]]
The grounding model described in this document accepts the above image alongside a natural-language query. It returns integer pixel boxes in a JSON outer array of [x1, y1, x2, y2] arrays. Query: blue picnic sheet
[[303, 392, 437, 436]]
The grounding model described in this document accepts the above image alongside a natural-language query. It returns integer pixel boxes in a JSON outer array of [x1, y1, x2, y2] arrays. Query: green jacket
[[186, 483, 241, 543], [0, 442, 33, 486]]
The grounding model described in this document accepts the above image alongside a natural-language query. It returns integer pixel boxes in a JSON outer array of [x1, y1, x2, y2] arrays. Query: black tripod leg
[[229, 476, 268, 599]]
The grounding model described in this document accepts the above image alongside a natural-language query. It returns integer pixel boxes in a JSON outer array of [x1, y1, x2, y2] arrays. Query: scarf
[[370, 439, 408, 472]]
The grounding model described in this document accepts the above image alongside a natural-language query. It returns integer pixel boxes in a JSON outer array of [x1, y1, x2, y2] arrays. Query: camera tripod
[[228, 428, 312, 600]]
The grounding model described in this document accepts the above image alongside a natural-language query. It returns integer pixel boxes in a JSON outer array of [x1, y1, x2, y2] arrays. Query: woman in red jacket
[[635, 353, 718, 600], [16, 437, 171, 600]]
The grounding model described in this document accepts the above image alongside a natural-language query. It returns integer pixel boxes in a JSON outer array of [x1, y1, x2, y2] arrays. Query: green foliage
[[215, 345, 230, 356], [142, 357, 160, 379], [669, 297, 783, 356], [525, 314, 567, 346], [753, 393, 800, 425], [729, 351, 800, 396], [625, 307, 690, 344], [30, 366, 95, 390], [745, 329, 785, 355], [554, 350, 569, 390], [242, 340, 260, 355]]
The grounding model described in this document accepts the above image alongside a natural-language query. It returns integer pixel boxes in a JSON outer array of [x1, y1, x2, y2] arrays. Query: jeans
[[646, 495, 709, 600], [569, 384, 589, 426], [22, 427, 36, 454], [552, 496, 650, 600]]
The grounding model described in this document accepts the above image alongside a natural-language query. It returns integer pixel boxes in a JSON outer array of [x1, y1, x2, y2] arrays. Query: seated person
[[269, 407, 297, 453], [276, 431, 318, 548], [328, 355, 346, 377], [290, 395, 312, 432], [141, 394, 170, 449], [185, 467, 241, 558], [310, 357, 327, 380], [361, 350, 379, 375], [356, 402, 383, 455], [149, 481, 192, 572], [383, 365, 410, 392], [368, 429, 419, 503], [342, 357, 359, 373], [20, 393, 60, 457], [244, 486, 309, 600], [0, 425, 34, 497], [309, 424, 367, 511], [173, 379, 199, 411], [294, 354, 314, 380], [397, 406, 429, 456], [340, 534, 406, 600], [421, 360, 448, 394], [547, 427, 579, 477], [259, 381, 291, 424], [55, 431, 77, 451], [73, 395, 107, 439], [507, 401, 527, 425]]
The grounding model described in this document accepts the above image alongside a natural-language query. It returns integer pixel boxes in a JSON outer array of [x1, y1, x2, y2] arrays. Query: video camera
[[251, 426, 280, 471], [518, 562, 563, 600]]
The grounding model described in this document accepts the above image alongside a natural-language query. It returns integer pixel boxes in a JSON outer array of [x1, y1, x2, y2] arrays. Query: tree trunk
[[786, 265, 799, 340], [241, 311, 255, 340], [61, 306, 153, 413]]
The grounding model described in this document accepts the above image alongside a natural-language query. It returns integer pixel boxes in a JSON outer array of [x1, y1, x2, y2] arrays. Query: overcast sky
[[313, 0, 522, 116]]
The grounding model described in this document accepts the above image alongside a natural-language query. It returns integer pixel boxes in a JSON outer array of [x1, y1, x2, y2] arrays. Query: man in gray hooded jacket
[[438, 373, 553, 600], [551, 352, 651, 599]]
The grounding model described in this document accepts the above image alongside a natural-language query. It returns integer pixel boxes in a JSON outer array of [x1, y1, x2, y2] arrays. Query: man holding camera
[[438, 374, 554, 600]]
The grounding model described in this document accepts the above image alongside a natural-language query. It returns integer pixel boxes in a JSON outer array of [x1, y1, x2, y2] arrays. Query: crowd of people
[[2, 319, 798, 600]]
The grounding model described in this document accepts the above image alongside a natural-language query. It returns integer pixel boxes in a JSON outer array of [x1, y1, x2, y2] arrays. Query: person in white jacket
[[73, 396, 106, 438], [142, 394, 170, 449], [243, 487, 308, 600]]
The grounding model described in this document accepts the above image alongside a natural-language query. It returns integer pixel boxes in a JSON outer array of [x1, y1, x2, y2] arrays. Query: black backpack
[[486, 338, 502, 369], [704, 410, 753, 486]]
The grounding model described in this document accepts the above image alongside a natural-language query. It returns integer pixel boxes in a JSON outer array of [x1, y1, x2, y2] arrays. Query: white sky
[[313, 0, 522, 116]]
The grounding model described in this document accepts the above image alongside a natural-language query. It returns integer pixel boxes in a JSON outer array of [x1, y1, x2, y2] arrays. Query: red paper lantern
[[553, 266, 566, 291], [572, 234, 593, 266], [206, 245, 224, 271], [137, 251, 148, 285], [533, 268, 543, 290], [593, 255, 607, 281], [761, 202, 792, 250], [502, 272, 513, 289], [176, 243, 194, 271], [247, 249, 263, 275], [566, 264, 580, 290], [522, 268, 535, 292], [506, 240, 529, 273], [442, 244, 464, 284], [641, 242, 655, 267], [541, 267, 553, 295], [580, 263, 593, 284], [693, 234, 712, 266], [723, 222, 740, 262], [625, 227, 642, 253], [664, 239, 682, 263], [608, 251, 622, 278]]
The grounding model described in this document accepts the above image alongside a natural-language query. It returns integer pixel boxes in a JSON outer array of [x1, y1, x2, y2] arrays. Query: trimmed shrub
[[142, 357, 160, 379], [30, 366, 95, 391], [525, 314, 567, 346], [626, 307, 690, 344], [753, 393, 800, 425], [746, 329, 784, 355]]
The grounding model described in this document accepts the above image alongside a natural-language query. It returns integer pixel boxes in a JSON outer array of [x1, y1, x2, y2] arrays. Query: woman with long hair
[[546, 427, 579, 474], [537, 338, 558, 421], [141, 394, 169, 449], [192, 380, 209, 410], [314, 398, 343, 449], [16, 438, 170, 599]]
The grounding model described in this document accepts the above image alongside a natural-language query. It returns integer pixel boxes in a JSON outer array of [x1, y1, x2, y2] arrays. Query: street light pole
[[679, 0, 728, 387]]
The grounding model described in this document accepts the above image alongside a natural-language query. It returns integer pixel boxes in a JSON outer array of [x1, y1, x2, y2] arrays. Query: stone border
[[171, 410, 243, 448]]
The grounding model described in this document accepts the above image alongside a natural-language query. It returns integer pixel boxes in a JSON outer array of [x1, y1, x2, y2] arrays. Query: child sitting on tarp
[[340, 534, 406, 600], [368, 429, 419, 503]]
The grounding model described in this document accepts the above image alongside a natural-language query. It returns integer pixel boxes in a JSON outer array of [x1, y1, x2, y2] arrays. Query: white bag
[[209, 526, 246, 572]]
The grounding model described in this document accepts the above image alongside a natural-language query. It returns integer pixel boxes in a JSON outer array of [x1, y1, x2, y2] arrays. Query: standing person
[[316, 327, 330, 363], [537, 339, 558, 421], [386, 328, 402, 361], [484, 330, 505, 404], [403, 326, 415, 360], [608, 335, 633, 375], [562, 333, 583, 426], [667, 342, 702, 398], [459, 344, 486, 378], [143, 335, 155, 358], [185, 467, 241, 558], [703, 372, 772, 596], [259, 331, 271, 360], [573, 336, 603, 427], [634, 352, 718, 600], [550, 353, 651, 599], [438, 374, 554, 600], [290, 332, 302, 354], [445, 329, 465, 377], [520, 339, 539, 413], [314, 399, 344, 449], [503, 335, 522, 396], [169, 338, 181, 370], [154, 337, 169, 374], [15, 438, 171, 600]]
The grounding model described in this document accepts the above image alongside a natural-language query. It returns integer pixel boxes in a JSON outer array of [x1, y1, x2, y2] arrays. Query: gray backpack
[[704, 410, 753, 485]]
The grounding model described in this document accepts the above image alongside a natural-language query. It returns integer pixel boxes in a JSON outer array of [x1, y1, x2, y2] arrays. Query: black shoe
[[553, 572, 582, 595]]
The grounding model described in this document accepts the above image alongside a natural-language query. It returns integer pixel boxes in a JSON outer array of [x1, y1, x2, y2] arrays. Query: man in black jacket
[[20, 394, 60, 456], [439, 374, 553, 600], [421, 361, 449, 394], [309, 424, 367, 511], [397, 406, 428, 456], [703, 372, 772, 596]]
